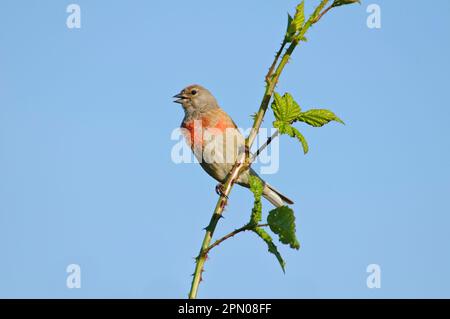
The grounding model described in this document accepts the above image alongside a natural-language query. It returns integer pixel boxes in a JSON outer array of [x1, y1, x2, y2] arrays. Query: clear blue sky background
[[1, 0, 449, 298]]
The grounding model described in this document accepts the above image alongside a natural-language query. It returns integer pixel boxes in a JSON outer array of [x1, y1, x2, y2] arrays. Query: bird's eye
[[191, 89, 198, 95]]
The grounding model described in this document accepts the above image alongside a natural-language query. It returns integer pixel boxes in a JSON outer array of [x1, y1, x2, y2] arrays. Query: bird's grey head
[[173, 85, 218, 113]]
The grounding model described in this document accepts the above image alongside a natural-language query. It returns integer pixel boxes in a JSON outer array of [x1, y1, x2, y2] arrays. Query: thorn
[[200, 269, 204, 282]]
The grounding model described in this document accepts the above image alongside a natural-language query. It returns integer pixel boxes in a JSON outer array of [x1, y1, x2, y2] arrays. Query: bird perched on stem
[[173, 84, 293, 207]]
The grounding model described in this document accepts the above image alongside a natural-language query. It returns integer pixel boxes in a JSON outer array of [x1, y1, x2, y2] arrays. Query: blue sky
[[1, 0, 450, 298]]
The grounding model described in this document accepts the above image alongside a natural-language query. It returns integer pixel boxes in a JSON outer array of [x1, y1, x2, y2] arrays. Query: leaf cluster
[[248, 176, 300, 272], [271, 92, 344, 154]]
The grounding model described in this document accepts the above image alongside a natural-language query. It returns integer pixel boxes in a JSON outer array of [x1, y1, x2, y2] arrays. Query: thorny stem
[[188, 160, 246, 299], [204, 224, 269, 256], [188, 0, 332, 299], [266, 40, 287, 84]]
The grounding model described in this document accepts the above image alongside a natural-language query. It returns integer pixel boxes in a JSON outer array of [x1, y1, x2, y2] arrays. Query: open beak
[[173, 93, 187, 104]]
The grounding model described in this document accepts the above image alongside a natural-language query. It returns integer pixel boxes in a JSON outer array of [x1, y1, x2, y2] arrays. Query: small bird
[[173, 84, 293, 207]]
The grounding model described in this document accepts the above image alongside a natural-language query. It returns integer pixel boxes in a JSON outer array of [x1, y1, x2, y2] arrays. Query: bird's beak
[[173, 93, 187, 104]]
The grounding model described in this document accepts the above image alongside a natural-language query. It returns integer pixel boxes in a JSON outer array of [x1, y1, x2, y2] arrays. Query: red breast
[[181, 108, 237, 148]]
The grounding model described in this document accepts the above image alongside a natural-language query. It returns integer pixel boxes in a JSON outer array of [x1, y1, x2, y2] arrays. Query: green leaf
[[285, 14, 296, 42], [285, 1, 305, 42], [332, 0, 361, 8], [297, 109, 344, 127], [271, 92, 301, 124], [267, 206, 300, 250], [248, 175, 263, 226], [292, 1, 305, 32], [273, 121, 309, 154], [273, 120, 287, 134], [253, 227, 286, 272], [271, 93, 284, 121]]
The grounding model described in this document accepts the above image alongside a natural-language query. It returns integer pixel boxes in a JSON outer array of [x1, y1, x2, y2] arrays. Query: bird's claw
[[215, 183, 228, 199]]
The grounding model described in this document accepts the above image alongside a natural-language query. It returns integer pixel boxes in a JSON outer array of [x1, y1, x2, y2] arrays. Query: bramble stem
[[204, 224, 269, 256], [188, 0, 332, 299], [266, 40, 287, 84]]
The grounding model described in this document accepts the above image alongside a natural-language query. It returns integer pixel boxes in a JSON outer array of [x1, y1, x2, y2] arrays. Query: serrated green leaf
[[267, 206, 300, 250], [285, 1, 305, 42], [248, 175, 263, 226], [297, 109, 345, 127], [292, 1, 305, 32], [271, 92, 301, 124], [332, 0, 361, 8], [273, 121, 309, 154], [284, 93, 301, 119], [253, 227, 286, 272]]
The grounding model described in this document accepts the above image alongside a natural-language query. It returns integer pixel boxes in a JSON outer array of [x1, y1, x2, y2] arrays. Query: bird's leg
[[215, 183, 229, 210]]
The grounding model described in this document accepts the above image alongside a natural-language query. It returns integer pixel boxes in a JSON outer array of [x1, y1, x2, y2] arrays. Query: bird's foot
[[215, 183, 228, 199]]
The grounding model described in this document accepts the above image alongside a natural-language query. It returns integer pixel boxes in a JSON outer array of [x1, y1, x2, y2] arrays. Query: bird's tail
[[262, 183, 294, 208]]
